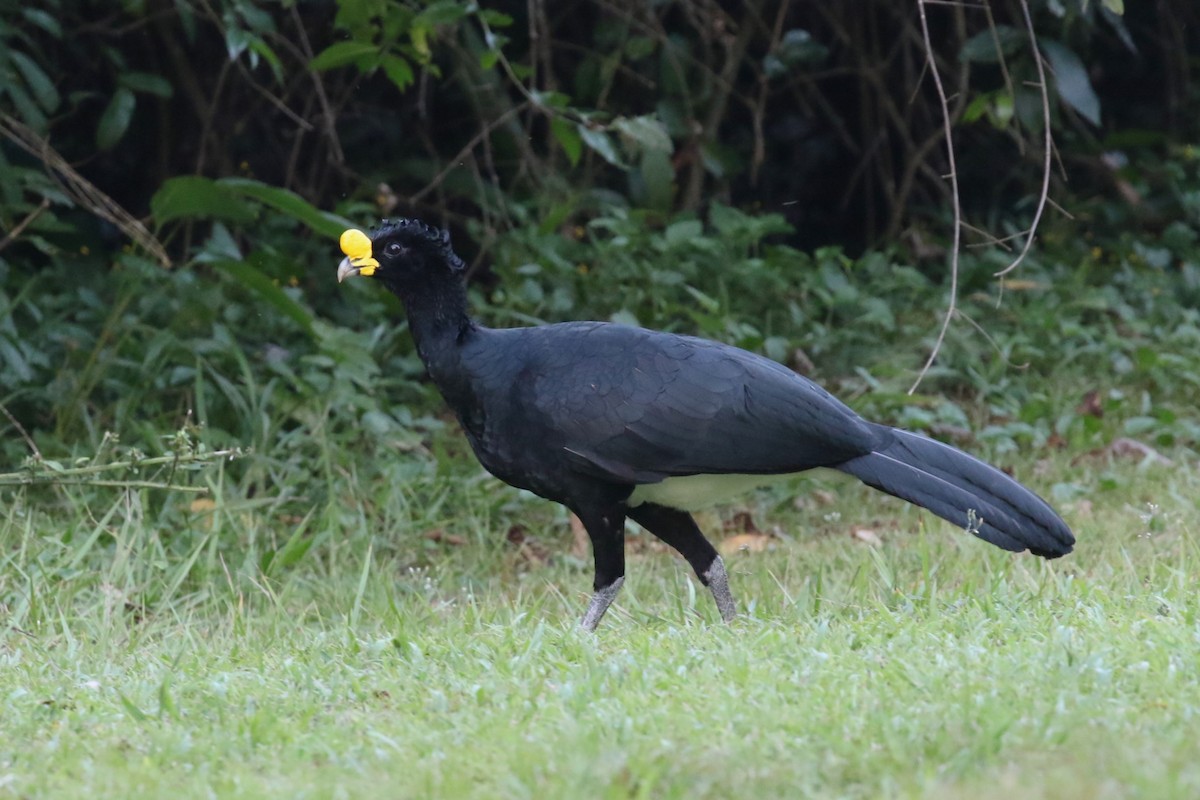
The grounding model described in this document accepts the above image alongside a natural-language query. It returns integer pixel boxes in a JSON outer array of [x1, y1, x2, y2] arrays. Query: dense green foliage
[[3, 1, 1197, 474]]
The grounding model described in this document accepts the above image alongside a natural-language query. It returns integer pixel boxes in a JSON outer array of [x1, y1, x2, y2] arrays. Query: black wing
[[503, 323, 881, 485]]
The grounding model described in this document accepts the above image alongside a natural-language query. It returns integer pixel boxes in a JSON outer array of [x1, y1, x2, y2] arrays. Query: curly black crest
[[371, 218, 465, 272]]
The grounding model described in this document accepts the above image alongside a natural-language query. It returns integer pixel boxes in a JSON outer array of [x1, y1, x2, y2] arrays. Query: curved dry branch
[[994, 0, 1053, 278], [908, 0, 964, 395], [0, 114, 171, 267]]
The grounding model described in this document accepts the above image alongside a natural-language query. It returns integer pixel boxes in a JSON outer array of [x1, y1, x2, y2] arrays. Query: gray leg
[[575, 503, 627, 632], [580, 576, 625, 632], [627, 503, 737, 623], [702, 556, 737, 623]]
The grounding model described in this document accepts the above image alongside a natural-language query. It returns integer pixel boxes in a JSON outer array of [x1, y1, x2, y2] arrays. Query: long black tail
[[836, 425, 1074, 558]]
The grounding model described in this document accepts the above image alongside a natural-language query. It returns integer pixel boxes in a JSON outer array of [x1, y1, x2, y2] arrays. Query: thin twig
[[994, 0, 1052, 278], [288, 5, 345, 166], [983, 0, 1021, 155], [0, 447, 241, 488], [909, 0, 965, 395], [962, 220, 1016, 250], [0, 403, 40, 458], [38, 480, 213, 492], [956, 308, 1030, 371], [0, 114, 170, 266], [411, 104, 528, 205], [0, 198, 50, 255]]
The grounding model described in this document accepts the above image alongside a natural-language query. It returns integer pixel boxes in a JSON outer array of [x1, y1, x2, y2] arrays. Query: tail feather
[[836, 426, 1074, 558]]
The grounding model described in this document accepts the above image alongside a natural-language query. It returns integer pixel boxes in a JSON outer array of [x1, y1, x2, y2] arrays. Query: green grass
[[1, 451, 1198, 799]]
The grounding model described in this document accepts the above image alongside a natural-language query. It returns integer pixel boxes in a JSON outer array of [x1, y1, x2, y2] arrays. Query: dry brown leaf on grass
[[1108, 438, 1174, 465], [189, 498, 217, 529], [791, 348, 815, 375], [506, 524, 553, 567], [849, 527, 883, 546], [1077, 390, 1104, 418], [724, 510, 761, 534], [1073, 437, 1174, 467], [1000, 279, 1046, 291], [718, 533, 773, 557], [811, 489, 838, 506], [424, 529, 467, 547]]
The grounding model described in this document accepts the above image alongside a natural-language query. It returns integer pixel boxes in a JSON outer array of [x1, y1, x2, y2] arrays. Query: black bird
[[336, 219, 1074, 630]]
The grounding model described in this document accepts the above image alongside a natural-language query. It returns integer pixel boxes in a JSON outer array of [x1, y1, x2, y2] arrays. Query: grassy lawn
[[1, 450, 1197, 798]]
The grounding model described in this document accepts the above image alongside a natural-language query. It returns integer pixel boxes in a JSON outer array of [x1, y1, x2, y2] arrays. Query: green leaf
[[579, 127, 625, 168], [9, 51, 60, 113], [211, 259, 315, 336], [991, 92, 1015, 126], [310, 40, 380, 71], [684, 284, 720, 313], [479, 9, 513, 27], [96, 88, 136, 150], [381, 54, 414, 90], [0, 337, 31, 382], [764, 29, 829, 77], [3, 83, 47, 130], [224, 25, 253, 61], [418, 0, 469, 25], [118, 692, 149, 722], [150, 176, 255, 226], [334, 0, 390, 34], [196, 223, 242, 262], [530, 90, 571, 109], [21, 9, 63, 37], [249, 39, 285, 83], [613, 115, 672, 153], [959, 25, 1023, 63], [218, 178, 356, 238], [1103, 0, 1124, 12], [157, 673, 179, 721], [263, 511, 316, 576], [963, 93, 991, 124], [551, 118, 583, 167], [119, 71, 174, 98], [665, 219, 702, 245], [237, 4, 276, 34], [1039, 39, 1101, 126], [639, 148, 674, 212]]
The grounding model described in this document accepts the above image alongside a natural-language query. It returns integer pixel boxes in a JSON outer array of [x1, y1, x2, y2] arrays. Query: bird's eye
[[384, 242, 404, 257]]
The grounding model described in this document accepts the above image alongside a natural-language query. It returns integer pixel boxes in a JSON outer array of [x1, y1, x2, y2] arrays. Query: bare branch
[[909, 0, 965, 395], [0, 403, 40, 458], [0, 114, 171, 267], [994, 0, 1053, 278], [411, 103, 529, 206], [0, 198, 50, 255]]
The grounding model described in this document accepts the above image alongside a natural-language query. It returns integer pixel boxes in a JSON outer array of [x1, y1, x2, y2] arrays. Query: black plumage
[[337, 218, 1074, 630]]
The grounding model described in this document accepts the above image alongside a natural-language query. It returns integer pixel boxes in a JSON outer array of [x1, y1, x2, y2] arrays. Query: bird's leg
[[576, 507, 627, 632], [627, 503, 736, 623], [701, 555, 737, 623], [580, 576, 624, 632]]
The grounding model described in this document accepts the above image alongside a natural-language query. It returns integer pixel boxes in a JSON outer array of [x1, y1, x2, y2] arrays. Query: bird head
[[336, 218, 465, 289]]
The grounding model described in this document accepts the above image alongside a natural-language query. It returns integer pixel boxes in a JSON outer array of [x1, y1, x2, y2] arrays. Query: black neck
[[395, 278, 480, 413]]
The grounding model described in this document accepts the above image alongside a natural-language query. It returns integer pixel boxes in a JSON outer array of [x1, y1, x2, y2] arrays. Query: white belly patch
[[626, 472, 798, 512]]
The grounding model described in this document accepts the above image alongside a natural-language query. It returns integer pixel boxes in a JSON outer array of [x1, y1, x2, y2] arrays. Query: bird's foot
[[703, 557, 737, 623], [579, 576, 625, 632]]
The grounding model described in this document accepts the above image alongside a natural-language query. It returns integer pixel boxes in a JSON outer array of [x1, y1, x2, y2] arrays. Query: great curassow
[[336, 219, 1074, 630]]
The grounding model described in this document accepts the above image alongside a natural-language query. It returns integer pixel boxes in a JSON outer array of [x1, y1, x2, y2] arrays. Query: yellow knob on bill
[[336, 228, 379, 281]]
